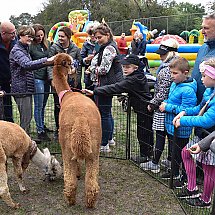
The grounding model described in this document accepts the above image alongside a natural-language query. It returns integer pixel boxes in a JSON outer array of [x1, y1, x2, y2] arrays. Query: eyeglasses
[[25, 35, 35, 39], [4, 31, 16, 36]]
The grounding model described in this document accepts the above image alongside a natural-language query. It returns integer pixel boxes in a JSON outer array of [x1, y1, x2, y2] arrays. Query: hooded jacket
[[93, 68, 152, 112], [164, 77, 197, 138], [180, 87, 215, 138], [47, 41, 82, 80]]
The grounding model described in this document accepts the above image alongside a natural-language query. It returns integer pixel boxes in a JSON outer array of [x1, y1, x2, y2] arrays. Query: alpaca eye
[[62, 60, 67, 66]]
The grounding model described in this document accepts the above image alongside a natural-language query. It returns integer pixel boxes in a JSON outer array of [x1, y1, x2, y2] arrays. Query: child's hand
[[159, 102, 166, 112], [187, 144, 201, 154], [173, 111, 186, 125], [86, 54, 94, 61], [147, 104, 153, 112], [82, 89, 94, 96], [0, 90, 5, 96], [85, 69, 91, 74], [174, 119, 181, 128]]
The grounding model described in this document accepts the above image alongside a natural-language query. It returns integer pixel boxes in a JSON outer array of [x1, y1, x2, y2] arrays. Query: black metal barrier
[[126, 95, 215, 215], [0, 91, 214, 214]]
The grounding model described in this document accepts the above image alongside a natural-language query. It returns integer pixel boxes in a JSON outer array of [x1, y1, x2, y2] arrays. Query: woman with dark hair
[[9, 25, 54, 134], [88, 23, 123, 152], [81, 25, 99, 89], [30, 24, 51, 141], [47, 26, 82, 139]]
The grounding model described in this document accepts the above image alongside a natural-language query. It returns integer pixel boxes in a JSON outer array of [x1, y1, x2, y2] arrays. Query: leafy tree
[[9, 13, 34, 28], [33, 0, 206, 37]]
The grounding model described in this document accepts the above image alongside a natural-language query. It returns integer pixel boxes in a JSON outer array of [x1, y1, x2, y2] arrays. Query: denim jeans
[[42, 81, 50, 126], [95, 95, 114, 146], [34, 79, 45, 133]]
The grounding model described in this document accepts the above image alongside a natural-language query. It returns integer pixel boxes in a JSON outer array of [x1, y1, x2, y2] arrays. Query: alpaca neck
[[31, 148, 48, 170], [54, 74, 70, 95]]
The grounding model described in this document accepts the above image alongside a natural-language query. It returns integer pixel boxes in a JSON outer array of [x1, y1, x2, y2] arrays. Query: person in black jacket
[[83, 54, 154, 161], [0, 21, 17, 122]]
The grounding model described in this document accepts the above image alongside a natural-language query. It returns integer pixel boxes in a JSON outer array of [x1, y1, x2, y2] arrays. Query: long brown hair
[[32, 24, 48, 49]]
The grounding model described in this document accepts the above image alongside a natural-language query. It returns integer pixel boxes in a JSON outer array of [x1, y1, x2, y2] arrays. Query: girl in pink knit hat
[[173, 58, 215, 208]]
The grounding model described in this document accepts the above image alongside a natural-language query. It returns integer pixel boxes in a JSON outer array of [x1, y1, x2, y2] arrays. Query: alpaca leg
[[85, 156, 100, 208], [12, 157, 26, 192], [63, 157, 78, 205], [76, 159, 81, 179], [0, 149, 20, 208]]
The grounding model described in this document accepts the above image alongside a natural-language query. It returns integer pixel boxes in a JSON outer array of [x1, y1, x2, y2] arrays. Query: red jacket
[[117, 38, 127, 55]]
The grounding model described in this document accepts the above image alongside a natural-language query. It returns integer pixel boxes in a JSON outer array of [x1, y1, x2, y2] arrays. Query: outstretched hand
[[187, 144, 201, 154], [82, 89, 94, 96], [173, 111, 186, 128], [45, 56, 56, 65]]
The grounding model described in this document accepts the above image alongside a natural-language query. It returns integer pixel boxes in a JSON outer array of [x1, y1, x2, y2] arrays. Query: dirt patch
[[0, 157, 185, 215]]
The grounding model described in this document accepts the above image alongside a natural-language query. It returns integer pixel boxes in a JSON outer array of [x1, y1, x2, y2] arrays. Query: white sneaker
[[140, 161, 160, 173], [161, 159, 171, 169], [108, 139, 116, 147], [100, 144, 111, 153]]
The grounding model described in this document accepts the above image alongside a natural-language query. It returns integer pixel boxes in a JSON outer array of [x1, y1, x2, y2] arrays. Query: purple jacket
[[9, 41, 47, 94]]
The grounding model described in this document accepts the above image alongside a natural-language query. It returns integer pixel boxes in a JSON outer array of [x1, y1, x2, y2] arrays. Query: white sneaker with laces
[[108, 139, 116, 147], [100, 144, 111, 152], [140, 161, 160, 173]]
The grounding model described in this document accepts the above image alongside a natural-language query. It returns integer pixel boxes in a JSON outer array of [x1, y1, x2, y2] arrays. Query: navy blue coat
[[9, 41, 47, 94]]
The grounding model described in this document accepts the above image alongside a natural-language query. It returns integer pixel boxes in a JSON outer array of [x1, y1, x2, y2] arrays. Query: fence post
[[126, 96, 131, 160], [0, 89, 5, 120], [211, 190, 215, 214], [169, 126, 178, 189]]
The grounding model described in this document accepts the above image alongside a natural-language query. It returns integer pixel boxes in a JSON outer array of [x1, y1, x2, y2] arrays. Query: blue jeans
[[42, 81, 50, 126], [95, 95, 114, 146], [34, 79, 45, 133]]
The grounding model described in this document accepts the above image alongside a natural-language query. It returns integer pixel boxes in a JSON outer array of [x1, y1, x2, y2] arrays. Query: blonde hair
[[161, 38, 179, 62], [204, 58, 215, 68]]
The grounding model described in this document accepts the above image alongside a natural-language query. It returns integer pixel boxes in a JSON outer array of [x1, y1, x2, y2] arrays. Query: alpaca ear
[[50, 155, 57, 166], [43, 148, 51, 158]]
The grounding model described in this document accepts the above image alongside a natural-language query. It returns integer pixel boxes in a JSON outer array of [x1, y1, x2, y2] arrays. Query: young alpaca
[[0, 120, 62, 208], [52, 53, 102, 208]]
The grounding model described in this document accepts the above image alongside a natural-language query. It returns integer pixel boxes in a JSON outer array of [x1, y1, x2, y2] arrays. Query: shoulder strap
[[198, 91, 215, 116]]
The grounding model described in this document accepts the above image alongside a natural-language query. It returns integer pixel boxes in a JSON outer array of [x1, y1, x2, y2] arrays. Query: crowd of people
[[0, 12, 215, 210]]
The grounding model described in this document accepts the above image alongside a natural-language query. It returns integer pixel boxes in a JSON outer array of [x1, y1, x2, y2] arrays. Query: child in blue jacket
[[141, 57, 197, 179]]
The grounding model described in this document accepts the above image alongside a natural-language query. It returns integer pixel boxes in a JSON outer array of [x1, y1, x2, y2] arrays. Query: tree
[[33, 0, 206, 37], [10, 13, 34, 28]]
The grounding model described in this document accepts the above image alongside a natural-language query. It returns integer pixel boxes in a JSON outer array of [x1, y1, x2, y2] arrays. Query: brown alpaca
[[0, 120, 62, 208], [52, 53, 102, 208]]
